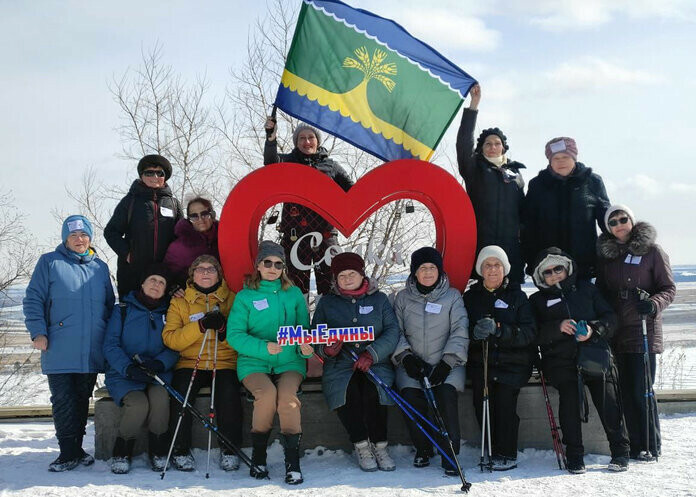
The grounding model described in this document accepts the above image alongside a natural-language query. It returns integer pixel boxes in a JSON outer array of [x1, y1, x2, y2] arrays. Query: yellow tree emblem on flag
[[343, 47, 397, 92]]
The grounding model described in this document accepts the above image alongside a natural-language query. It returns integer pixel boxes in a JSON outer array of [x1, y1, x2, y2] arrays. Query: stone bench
[[93, 378, 614, 460]]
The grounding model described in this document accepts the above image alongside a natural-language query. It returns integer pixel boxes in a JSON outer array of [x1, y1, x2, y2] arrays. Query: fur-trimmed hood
[[597, 221, 657, 259]]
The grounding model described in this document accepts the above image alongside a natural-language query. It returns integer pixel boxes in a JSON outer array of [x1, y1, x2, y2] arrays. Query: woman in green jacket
[[226, 241, 312, 485]]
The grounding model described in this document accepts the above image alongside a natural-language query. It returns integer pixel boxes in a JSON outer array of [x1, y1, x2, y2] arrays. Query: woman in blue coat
[[23, 215, 115, 472], [103, 264, 179, 474], [313, 252, 400, 472]]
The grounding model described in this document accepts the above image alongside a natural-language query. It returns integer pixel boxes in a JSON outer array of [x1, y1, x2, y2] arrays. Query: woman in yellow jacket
[[161, 254, 241, 472]]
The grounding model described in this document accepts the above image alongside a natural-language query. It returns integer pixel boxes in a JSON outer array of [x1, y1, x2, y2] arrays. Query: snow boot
[[172, 447, 195, 472], [280, 432, 304, 485], [608, 456, 629, 472], [353, 440, 378, 472], [491, 455, 518, 471], [110, 437, 135, 474], [566, 454, 586, 474], [413, 447, 433, 468], [631, 450, 657, 462], [220, 451, 240, 471], [49, 437, 79, 472], [371, 441, 396, 471], [148, 432, 169, 472], [75, 435, 94, 466], [250, 431, 271, 479]]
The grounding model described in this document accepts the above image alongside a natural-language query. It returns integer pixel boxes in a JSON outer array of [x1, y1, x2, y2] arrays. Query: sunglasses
[[193, 266, 218, 275], [608, 216, 630, 227], [542, 265, 566, 277], [189, 210, 212, 221], [142, 169, 165, 178], [262, 259, 285, 270]]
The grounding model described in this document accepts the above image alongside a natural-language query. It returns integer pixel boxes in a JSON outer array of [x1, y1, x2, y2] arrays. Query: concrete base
[[94, 381, 612, 460]]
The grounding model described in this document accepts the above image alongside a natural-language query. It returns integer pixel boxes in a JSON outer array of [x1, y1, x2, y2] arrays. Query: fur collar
[[597, 221, 656, 259]]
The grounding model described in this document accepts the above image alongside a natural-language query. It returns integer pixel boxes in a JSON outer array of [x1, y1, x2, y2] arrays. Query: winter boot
[[249, 431, 271, 479], [353, 440, 378, 472], [608, 456, 629, 472], [49, 438, 80, 472], [280, 433, 304, 485], [491, 455, 518, 471], [220, 450, 240, 471], [172, 446, 195, 472], [371, 441, 396, 471], [566, 454, 586, 474], [148, 432, 170, 472], [631, 450, 656, 462], [413, 447, 434, 468], [110, 437, 135, 474], [75, 436, 94, 466]]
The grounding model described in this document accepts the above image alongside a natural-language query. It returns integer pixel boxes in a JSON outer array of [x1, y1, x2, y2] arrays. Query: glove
[[140, 359, 165, 373], [324, 340, 344, 357], [126, 364, 153, 383], [265, 116, 277, 138], [428, 360, 452, 386], [353, 351, 374, 372], [473, 317, 497, 340], [402, 354, 426, 380], [200, 310, 226, 331], [636, 299, 656, 317], [217, 324, 228, 342]]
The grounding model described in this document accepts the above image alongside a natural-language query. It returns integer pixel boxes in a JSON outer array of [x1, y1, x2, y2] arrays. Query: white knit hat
[[532, 253, 573, 288], [604, 204, 636, 231], [475, 245, 510, 277]]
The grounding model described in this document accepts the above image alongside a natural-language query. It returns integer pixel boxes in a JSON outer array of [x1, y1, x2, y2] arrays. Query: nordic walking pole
[[537, 348, 566, 469], [638, 288, 659, 461], [161, 331, 209, 480], [480, 339, 492, 472], [133, 355, 268, 478], [205, 330, 219, 478], [422, 376, 470, 492]]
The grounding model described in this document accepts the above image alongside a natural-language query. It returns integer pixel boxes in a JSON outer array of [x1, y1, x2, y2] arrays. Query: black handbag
[[576, 336, 612, 422]]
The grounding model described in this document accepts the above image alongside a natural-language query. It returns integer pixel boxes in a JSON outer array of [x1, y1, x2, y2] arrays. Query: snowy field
[[0, 414, 694, 497]]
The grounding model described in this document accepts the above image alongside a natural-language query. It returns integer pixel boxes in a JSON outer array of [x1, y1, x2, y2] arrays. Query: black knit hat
[[141, 263, 170, 285], [410, 247, 443, 278], [475, 128, 509, 154], [137, 154, 173, 180]]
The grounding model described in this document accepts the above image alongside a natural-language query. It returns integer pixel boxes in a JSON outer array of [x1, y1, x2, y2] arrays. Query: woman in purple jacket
[[596, 204, 676, 462], [164, 197, 219, 293]]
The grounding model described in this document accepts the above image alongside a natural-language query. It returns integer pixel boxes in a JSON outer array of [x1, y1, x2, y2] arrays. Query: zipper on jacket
[[205, 295, 210, 369], [152, 190, 159, 259]]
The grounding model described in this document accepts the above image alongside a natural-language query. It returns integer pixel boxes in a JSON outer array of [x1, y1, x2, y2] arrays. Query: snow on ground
[[0, 414, 694, 497]]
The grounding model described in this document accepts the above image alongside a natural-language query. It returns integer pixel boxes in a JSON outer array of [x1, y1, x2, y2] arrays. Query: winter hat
[[255, 240, 286, 265], [141, 263, 170, 285], [545, 137, 578, 162], [330, 252, 365, 279], [604, 204, 636, 231], [475, 128, 509, 154], [137, 154, 173, 180], [532, 249, 574, 288], [410, 247, 444, 278], [292, 124, 322, 148], [475, 245, 510, 277], [61, 215, 93, 243]]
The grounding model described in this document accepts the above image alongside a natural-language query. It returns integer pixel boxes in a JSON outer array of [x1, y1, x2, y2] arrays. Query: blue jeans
[[47, 373, 97, 459]]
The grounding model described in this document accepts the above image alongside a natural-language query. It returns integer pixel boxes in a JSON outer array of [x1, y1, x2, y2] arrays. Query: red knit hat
[[330, 252, 365, 279]]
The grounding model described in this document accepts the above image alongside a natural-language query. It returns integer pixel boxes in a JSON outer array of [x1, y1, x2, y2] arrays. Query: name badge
[[425, 302, 442, 314], [162, 315, 166, 324], [67, 219, 85, 231], [547, 298, 562, 307], [189, 312, 204, 322], [359, 306, 374, 314], [160, 206, 174, 218], [253, 299, 269, 311], [494, 299, 509, 309]]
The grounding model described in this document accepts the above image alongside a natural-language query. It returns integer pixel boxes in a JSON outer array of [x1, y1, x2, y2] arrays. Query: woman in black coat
[[529, 247, 629, 474], [456, 84, 526, 285], [522, 137, 609, 280], [463, 245, 536, 471]]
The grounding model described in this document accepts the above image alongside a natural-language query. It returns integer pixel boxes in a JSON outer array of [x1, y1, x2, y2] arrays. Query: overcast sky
[[2, 0, 695, 263]]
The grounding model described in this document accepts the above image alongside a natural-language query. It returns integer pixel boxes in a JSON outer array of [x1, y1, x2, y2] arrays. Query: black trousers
[[616, 352, 661, 456], [400, 384, 460, 464], [47, 373, 97, 459], [169, 369, 243, 453], [335, 372, 388, 444], [555, 372, 630, 459], [470, 369, 520, 459]]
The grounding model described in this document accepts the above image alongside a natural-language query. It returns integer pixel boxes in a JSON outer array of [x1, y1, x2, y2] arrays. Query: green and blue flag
[[275, 0, 477, 162]]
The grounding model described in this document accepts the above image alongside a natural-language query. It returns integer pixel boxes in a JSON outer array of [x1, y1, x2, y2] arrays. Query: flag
[[274, 0, 477, 162]]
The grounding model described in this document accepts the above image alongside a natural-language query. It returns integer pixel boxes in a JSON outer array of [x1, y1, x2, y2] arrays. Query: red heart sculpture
[[218, 159, 477, 291]]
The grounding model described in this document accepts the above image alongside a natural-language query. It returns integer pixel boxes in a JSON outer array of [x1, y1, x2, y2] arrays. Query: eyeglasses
[[193, 266, 218, 275], [189, 210, 212, 221], [542, 265, 566, 277], [262, 260, 284, 270], [142, 169, 165, 178], [608, 217, 630, 227]]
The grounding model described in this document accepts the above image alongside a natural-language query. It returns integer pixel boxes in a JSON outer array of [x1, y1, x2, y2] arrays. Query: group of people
[[22, 83, 675, 486]]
